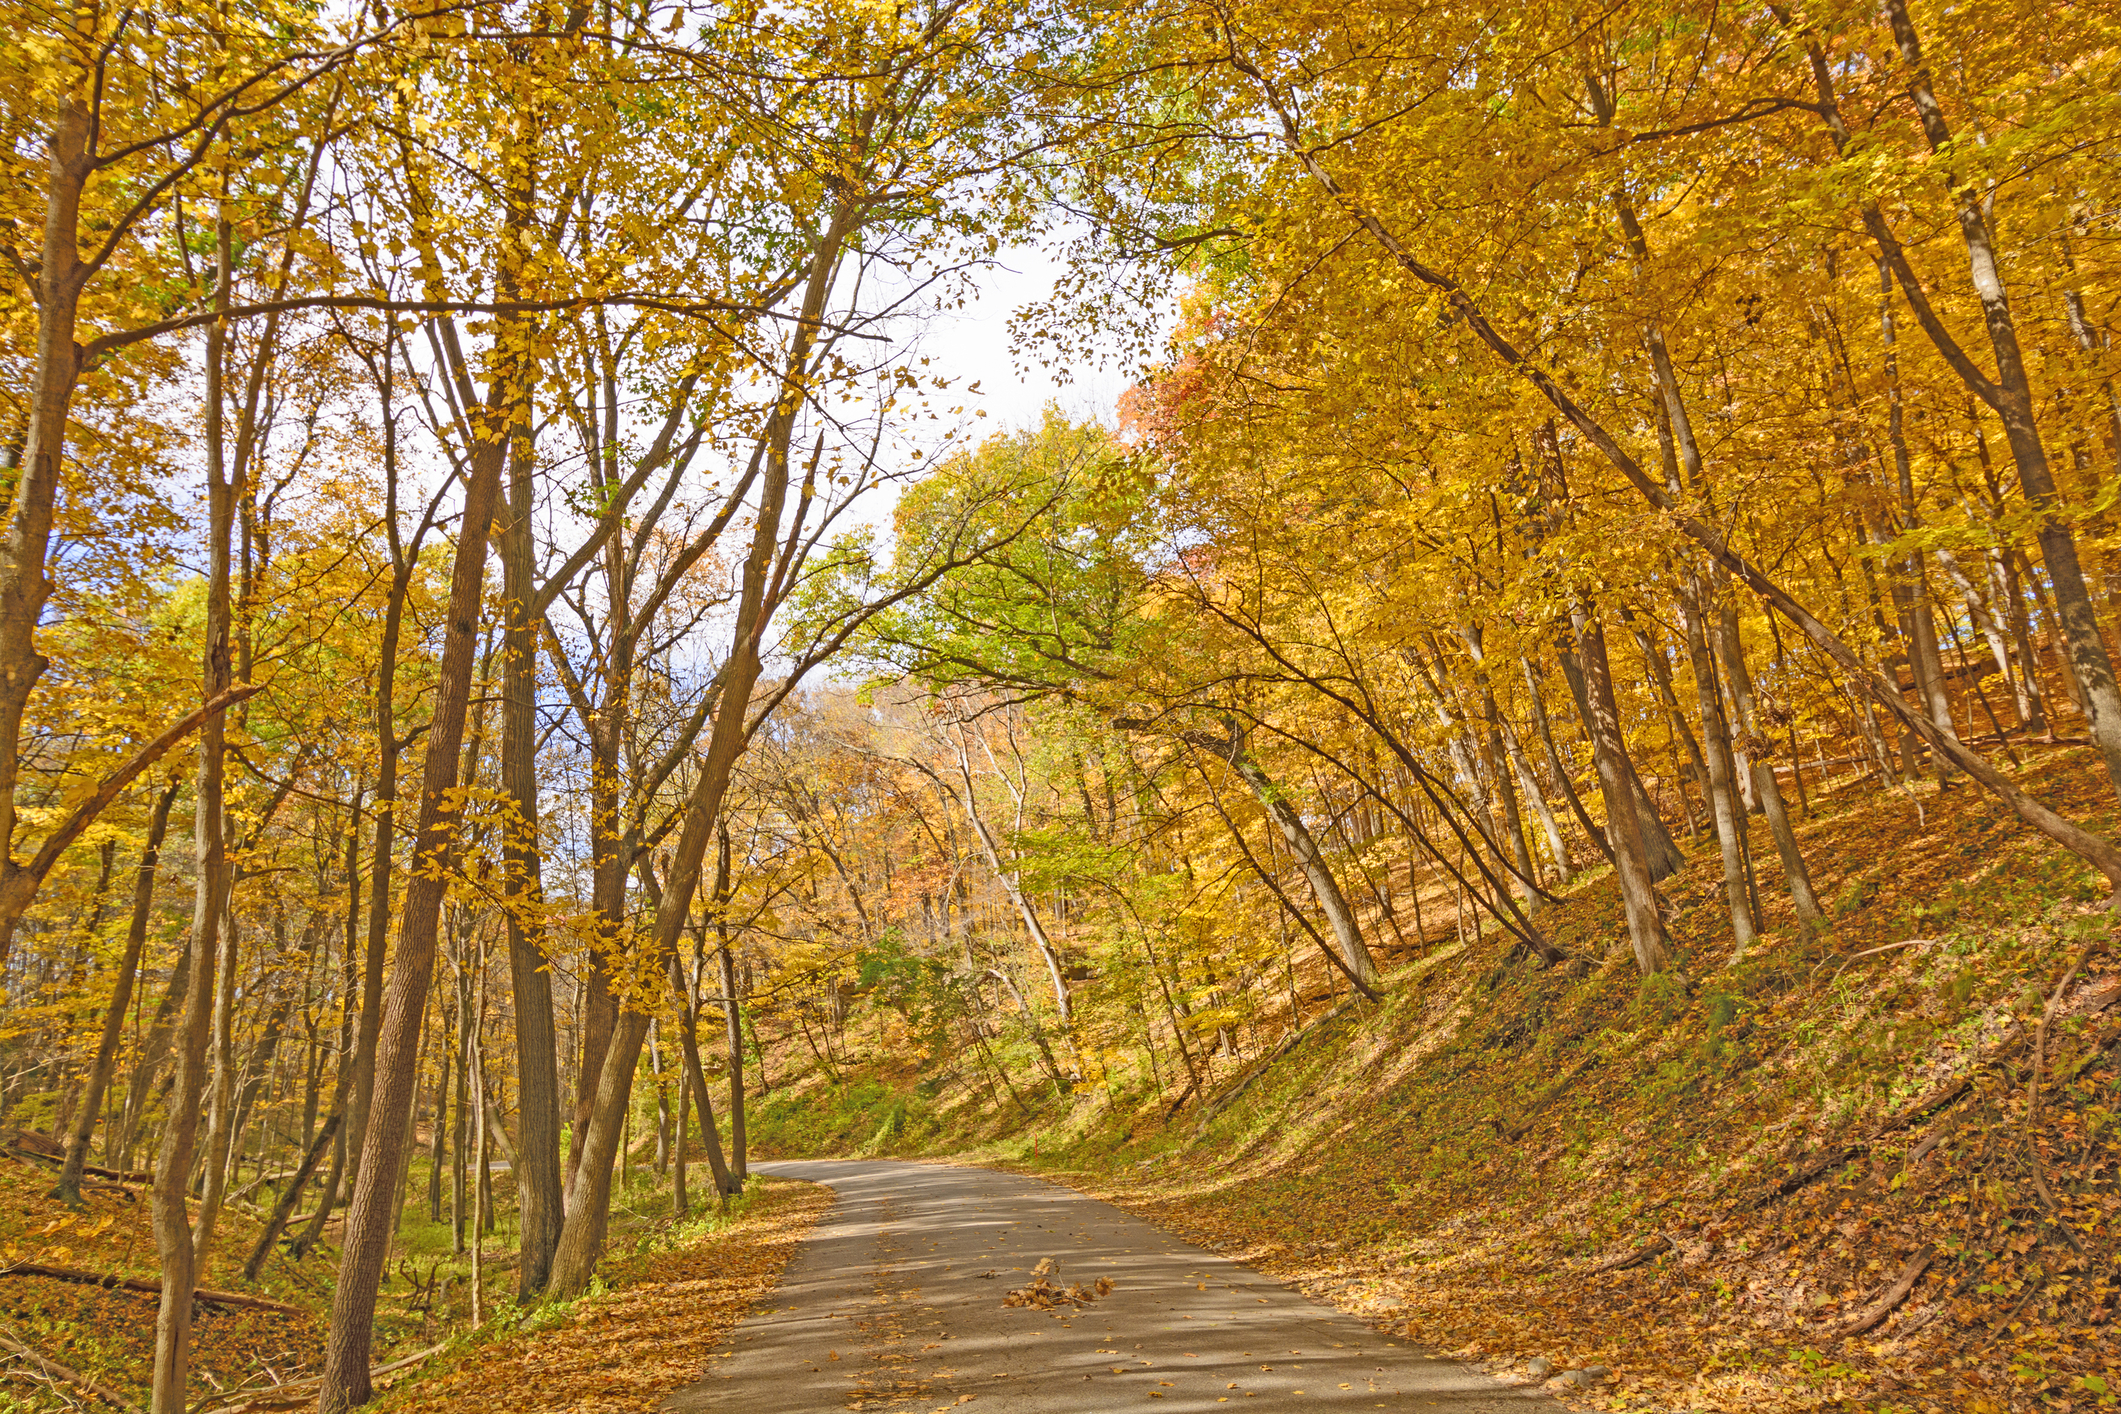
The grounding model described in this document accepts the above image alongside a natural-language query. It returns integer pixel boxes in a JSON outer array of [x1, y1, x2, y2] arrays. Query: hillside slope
[[750, 752, 2121, 1413]]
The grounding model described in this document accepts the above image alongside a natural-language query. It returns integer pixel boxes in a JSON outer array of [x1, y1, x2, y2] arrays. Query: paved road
[[664, 1160, 1543, 1414]]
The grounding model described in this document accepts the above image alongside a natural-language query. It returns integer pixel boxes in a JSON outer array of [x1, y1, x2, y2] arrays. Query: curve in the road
[[662, 1159, 1546, 1413]]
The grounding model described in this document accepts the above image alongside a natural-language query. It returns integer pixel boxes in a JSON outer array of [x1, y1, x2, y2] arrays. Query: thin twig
[[0, 1329, 141, 1411], [2024, 940, 2102, 1255]]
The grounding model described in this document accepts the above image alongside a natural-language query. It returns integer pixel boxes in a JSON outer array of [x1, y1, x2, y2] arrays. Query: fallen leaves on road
[[378, 1177, 832, 1414], [1000, 1258, 1113, 1311]]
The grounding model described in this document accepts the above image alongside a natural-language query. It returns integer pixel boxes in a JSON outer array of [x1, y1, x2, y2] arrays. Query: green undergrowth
[[751, 749, 2121, 1413]]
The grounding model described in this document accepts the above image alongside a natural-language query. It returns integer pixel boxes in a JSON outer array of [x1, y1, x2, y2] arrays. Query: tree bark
[[318, 401, 509, 1413], [717, 926, 747, 1182], [0, 88, 90, 947], [545, 214, 844, 1298], [241, 1111, 339, 1283], [151, 211, 237, 1414], [1242, 55, 2121, 889], [1223, 746, 1381, 991], [52, 781, 178, 1206], [497, 424, 563, 1297], [1523, 657, 1612, 865], [1717, 604, 1824, 926], [1681, 589, 1759, 953], [1805, 6, 2121, 795], [1566, 614, 1670, 973]]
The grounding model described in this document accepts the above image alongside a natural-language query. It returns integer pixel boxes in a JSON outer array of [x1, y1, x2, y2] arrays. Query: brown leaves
[[385, 1178, 833, 1414], [999, 1259, 1114, 1310]]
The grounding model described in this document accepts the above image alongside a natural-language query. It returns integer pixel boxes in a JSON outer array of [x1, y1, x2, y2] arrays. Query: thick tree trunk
[[498, 429, 563, 1297], [52, 782, 178, 1205], [0, 91, 90, 947]]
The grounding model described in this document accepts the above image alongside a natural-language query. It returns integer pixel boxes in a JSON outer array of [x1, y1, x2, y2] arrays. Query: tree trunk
[[151, 212, 236, 1414], [241, 1110, 339, 1283], [189, 894, 244, 1265], [1248, 83, 2121, 888], [52, 781, 179, 1205], [1566, 613, 1670, 973], [318, 404, 509, 1412], [1523, 657, 1612, 865], [496, 416, 561, 1295], [718, 932, 747, 1183], [1680, 588, 1759, 952], [1223, 745, 1381, 992], [545, 216, 840, 1296], [1810, 5, 2121, 795], [1717, 604, 1824, 926], [0, 89, 91, 945]]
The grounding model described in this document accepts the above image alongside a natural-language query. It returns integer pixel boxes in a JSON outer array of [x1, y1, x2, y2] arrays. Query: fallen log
[[1501, 1052, 1603, 1142], [1836, 1244, 1935, 1336], [1588, 1234, 1671, 1274], [6, 1148, 151, 1184], [0, 1262, 301, 1313], [0, 1331, 140, 1411], [191, 1341, 448, 1414], [1191, 998, 1358, 1136]]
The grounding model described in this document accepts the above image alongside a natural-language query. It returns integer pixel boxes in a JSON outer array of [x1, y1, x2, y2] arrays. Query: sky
[[906, 243, 1155, 437]]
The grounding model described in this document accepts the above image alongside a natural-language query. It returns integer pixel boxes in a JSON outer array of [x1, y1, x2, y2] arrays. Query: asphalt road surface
[[663, 1159, 1544, 1414]]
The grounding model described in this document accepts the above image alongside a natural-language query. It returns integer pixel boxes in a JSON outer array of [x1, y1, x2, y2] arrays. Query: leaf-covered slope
[[752, 750, 2121, 1413]]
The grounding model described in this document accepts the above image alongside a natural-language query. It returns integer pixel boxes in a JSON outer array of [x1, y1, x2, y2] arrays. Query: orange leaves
[[388, 1178, 833, 1414]]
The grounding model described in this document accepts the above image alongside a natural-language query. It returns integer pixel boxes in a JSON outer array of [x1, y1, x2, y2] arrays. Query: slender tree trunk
[[1680, 589, 1759, 952], [1805, 6, 2121, 795], [1221, 741, 1381, 991], [432, 976, 455, 1230], [545, 217, 842, 1296], [53, 781, 178, 1205], [717, 931, 747, 1183], [671, 1065, 689, 1218], [117, 965, 185, 1170], [318, 396, 510, 1413], [1557, 645, 1684, 881], [1717, 604, 1824, 925], [1524, 657, 1612, 865], [151, 210, 236, 1414], [241, 1111, 339, 1283], [190, 895, 243, 1264], [1246, 70, 2121, 887], [1566, 613, 1669, 973]]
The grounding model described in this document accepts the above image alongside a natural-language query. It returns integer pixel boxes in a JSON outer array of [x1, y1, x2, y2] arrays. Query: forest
[[1, 0, 2117, 1410]]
